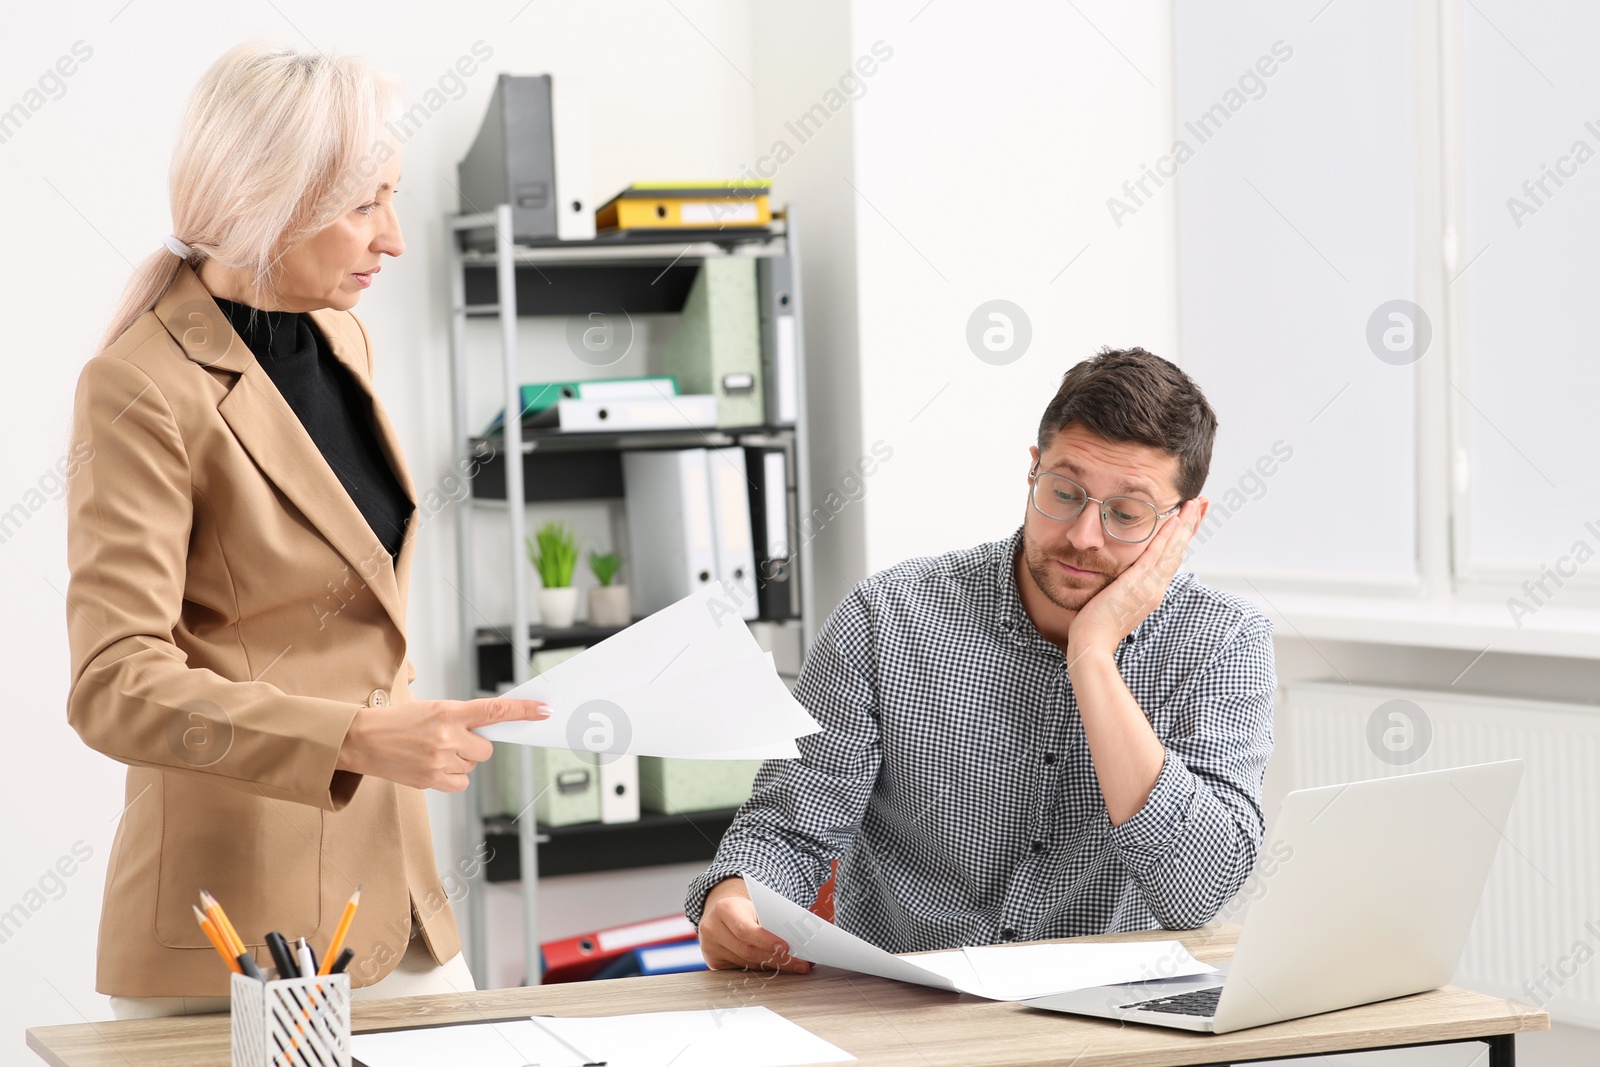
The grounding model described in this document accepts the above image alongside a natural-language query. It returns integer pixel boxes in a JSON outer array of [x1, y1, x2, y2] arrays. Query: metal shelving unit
[[445, 204, 814, 989]]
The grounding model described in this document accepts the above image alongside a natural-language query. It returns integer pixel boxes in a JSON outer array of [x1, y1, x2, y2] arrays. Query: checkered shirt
[[685, 525, 1277, 950]]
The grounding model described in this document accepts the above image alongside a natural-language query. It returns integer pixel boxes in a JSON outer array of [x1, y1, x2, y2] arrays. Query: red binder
[[541, 913, 698, 983]]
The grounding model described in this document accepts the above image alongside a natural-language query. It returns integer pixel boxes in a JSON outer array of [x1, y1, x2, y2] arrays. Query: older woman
[[64, 42, 546, 1018]]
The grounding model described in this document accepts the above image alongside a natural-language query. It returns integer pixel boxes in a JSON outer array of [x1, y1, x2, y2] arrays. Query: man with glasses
[[688, 348, 1275, 973]]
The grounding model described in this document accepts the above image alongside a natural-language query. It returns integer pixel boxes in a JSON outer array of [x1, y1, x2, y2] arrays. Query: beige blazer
[[65, 262, 460, 997]]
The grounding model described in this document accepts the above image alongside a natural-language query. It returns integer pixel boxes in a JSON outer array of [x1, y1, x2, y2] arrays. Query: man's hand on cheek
[[1067, 498, 1204, 663]]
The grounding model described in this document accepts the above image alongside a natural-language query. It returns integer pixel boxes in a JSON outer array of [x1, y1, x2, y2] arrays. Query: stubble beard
[[1021, 524, 1119, 613]]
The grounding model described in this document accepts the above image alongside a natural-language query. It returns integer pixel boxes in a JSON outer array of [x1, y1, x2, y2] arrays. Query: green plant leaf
[[526, 521, 581, 587], [588, 550, 622, 587]]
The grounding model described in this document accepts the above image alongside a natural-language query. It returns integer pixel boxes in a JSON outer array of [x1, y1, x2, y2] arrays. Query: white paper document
[[475, 583, 820, 759], [959, 940, 1218, 1000], [350, 1006, 854, 1067], [745, 876, 1216, 1001]]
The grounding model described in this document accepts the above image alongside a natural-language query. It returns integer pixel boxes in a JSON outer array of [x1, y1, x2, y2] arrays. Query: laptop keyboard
[[1118, 987, 1222, 1017]]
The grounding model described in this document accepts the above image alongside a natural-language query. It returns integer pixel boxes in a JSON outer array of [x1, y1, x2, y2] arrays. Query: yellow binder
[[595, 181, 773, 232]]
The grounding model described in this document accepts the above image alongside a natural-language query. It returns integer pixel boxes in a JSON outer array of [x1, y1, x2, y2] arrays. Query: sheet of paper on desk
[[474, 582, 820, 759], [539, 1006, 854, 1067], [349, 1007, 854, 1067], [351, 1019, 583, 1067], [960, 940, 1216, 1000], [746, 876, 1216, 1001]]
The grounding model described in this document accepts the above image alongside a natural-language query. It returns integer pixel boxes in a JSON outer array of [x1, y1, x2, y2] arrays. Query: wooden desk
[[27, 924, 1548, 1067]]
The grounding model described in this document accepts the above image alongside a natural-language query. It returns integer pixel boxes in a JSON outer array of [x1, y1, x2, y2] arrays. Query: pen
[[237, 951, 265, 981], [193, 905, 242, 974], [265, 931, 300, 982], [318, 885, 361, 976], [327, 947, 355, 975], [297, 937, 317, 979]]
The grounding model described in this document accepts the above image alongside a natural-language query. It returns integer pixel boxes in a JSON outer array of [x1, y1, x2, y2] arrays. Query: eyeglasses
[[1028, 463, 1182, 544]]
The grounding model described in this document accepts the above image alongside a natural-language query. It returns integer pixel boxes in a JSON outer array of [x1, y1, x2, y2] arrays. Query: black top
[[214, 298, 413, 561]]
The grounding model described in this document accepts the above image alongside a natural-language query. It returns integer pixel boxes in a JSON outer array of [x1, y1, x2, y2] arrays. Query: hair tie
[[163, 234, 194, 258]]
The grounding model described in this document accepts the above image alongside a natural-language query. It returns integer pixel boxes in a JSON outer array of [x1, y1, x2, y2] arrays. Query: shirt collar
[[996, 525, 1061, 656]]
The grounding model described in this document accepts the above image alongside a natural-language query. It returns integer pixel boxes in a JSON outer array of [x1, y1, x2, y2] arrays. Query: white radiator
[[1285, 681, 1600, 1028]]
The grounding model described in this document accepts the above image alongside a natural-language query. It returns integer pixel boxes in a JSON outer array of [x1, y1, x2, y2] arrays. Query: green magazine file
[[662, 258, 764, 428], [639, 756, 764, 814]]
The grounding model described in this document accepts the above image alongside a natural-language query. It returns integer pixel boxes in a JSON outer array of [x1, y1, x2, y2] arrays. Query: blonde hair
[[96, 41, 405, 353]]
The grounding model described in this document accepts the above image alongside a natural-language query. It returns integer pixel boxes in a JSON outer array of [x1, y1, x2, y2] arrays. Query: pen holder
[[230, 971, 352, 1067]]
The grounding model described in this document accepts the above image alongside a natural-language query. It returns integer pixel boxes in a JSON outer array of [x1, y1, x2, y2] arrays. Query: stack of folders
[[623, 447, 797, 623], [589, 938, 706, 980], [541, 913, 699, 983], [482, 377, 717, 435]]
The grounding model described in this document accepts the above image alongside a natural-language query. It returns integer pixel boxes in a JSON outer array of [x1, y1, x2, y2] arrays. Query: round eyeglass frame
[[1028, 463, 1183, 544]]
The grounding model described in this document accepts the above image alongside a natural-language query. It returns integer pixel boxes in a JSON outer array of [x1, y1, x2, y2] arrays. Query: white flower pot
[[588, 585, 632, 628], [538, 586, 580, 629]]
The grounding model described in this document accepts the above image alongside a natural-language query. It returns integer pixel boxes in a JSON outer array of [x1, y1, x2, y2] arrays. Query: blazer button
[[367, 688, 390, 707]]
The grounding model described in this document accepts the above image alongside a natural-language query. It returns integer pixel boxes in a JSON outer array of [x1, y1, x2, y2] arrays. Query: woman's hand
[[336, 697, 550, 792]]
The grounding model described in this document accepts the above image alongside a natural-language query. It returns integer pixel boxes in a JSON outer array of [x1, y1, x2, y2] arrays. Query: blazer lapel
[[152, 264, 415, 640]]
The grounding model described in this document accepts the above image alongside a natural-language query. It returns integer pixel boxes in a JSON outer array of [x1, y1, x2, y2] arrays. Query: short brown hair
[[1036, 347, 1217, 501]]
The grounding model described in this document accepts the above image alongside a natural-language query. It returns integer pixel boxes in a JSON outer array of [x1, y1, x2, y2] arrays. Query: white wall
[[751, 0, 869, 617], [749, 0, 1180, 612], [849, 0, 1179, 571]]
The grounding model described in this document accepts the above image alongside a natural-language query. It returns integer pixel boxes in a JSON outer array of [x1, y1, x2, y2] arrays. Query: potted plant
[[586, 550, 631, 628], [527, 522, 581, 628]]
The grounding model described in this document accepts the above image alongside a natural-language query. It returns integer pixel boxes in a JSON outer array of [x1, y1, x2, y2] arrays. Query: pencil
[[318, 884, 361, 976], [192, 905, 242, 974], [200, 890, 246, 957]]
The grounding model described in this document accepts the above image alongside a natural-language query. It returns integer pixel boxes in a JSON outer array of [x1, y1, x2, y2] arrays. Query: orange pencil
[[192, 905, 243, 974], [318, 884, 361, 975], [200, 890, 245, 957]]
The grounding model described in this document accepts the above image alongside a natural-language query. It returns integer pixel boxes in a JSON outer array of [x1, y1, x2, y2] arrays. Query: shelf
[[475, 623, 629, 689], [475, 623, 632, 645], [456, 225, 787, 316], [482, 808, 739, 879], [468, 426, 795, 502], [464, 260, 701, 316], [448, 200, 813, 988], [474, 620, 803, 692], [456, 223, 786, 266], [473, 424, 793, 455]]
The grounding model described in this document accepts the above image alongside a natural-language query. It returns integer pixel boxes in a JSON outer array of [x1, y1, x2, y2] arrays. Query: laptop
[[1025, 759, 1523, 1035]]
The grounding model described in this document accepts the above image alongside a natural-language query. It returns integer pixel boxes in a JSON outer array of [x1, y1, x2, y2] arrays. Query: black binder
[[745, 445, 798, 620]]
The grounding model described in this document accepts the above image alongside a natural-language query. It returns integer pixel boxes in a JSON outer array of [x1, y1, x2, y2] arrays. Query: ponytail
[[94, 248, 188, 356]]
